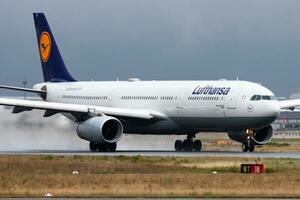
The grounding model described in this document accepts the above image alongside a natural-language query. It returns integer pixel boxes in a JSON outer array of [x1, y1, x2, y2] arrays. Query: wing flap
[[0, 98, 166, 120]]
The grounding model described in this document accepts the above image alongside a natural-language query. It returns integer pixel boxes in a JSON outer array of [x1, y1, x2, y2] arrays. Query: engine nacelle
[[252, 125, 273, 145], [228, 125, 273, 145], [77, 116, 123, 143], [227, 131, 247, 144]]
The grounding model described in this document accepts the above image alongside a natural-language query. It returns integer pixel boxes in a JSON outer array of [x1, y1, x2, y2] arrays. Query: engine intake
[[77, 116, 123, 143], [252, 125, 273, 145], [228, 125, 273, 145]]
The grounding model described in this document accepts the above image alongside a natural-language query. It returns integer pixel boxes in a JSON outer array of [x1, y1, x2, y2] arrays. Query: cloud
[[0, 0, 300, 96]]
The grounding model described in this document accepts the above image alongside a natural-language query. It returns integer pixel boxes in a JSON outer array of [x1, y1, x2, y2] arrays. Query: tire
[[248, 141, 255, 152], [96, 143, 106, 152], [107, 143, 117, 152], [96, 142, 117, 152], [194, 140, 202, 152], [242, 143, 248, 152], [182, 139, 193, 152], [97, 145, 104, 152], [175, 140, 183, 151], [89, 142, 97, 152]]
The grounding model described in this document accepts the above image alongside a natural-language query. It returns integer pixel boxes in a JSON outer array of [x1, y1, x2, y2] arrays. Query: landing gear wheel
[[242, 141, 255, 152], [182, 139, 193, 152], [96, 143, 104, 152], [90, 142, 117, 152], [248, 141, 255, 152], [242, 143, 248, 152], [107, 143, 117, 152], [89, 142, 97, 152], [175, 140, 183, 151], [175, 134, 202, 152], [194, 140, 202, 152]]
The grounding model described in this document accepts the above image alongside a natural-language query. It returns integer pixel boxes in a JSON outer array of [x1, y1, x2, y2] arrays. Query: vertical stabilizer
[[33, 13, 76, 82]]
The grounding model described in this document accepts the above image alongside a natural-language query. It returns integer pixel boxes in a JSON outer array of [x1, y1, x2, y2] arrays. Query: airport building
[[273, 111, 300, 132]]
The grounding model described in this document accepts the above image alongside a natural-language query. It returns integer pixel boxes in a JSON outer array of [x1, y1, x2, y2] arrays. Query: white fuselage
[[35, 80, 280, 135]]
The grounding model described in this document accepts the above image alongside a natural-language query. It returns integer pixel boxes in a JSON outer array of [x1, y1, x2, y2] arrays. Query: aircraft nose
[[267, 101, 280, 117]]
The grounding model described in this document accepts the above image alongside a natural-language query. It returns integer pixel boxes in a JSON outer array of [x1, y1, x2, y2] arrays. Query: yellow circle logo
[[39, 31, 51, 62]]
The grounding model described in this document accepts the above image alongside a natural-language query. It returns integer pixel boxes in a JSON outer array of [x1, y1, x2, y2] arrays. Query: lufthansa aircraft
[[0, 13, 299, 152]]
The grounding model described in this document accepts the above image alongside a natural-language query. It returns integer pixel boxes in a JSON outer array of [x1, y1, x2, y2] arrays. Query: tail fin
[[33, 13, 76, 82]]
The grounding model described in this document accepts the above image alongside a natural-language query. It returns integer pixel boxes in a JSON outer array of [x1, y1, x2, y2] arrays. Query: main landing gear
[[175, 134, 202, 152], [89, 141, 117, 152]]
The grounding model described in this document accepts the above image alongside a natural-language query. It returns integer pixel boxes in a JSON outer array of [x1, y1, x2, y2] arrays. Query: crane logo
[[247, 105, 254, 112], [39, 31, 51, 62]]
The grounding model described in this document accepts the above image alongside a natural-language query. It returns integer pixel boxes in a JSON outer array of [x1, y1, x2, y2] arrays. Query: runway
[[1, 150, 300, 158], [0, 108, 299, 159]]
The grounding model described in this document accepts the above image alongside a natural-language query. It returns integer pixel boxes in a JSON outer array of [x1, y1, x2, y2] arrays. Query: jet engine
[[228, 125, 273, 145], [77, 116, 123, 143], [252, 125, 273, 145]]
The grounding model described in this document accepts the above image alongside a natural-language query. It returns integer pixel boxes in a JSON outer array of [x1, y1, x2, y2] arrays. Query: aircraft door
[[227, 97, 237, 109], [226, 87, 240, 116], [176, 88, 186, 117]]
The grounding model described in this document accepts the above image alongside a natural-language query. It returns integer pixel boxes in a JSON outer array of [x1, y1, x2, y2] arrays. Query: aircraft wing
[[278, 99, 300, 110], [0, 98, 167, 120]]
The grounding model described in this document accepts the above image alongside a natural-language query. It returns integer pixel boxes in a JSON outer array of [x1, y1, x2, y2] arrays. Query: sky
[[0, 0, 300, 97]]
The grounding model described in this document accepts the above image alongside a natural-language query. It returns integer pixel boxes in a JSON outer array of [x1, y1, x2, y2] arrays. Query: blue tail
[[33, 13, 76, 82]]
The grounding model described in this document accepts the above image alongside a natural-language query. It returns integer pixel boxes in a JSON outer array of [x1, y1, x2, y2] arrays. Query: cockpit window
[[250, 95, 258, 101], [270, 96, 277, 100], [250, 95, 275, 101], [250, 95, 261, 100], [262, 95, 271, 100]]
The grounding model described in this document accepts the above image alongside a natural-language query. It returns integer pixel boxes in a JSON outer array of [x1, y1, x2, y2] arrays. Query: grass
[[201, 135, 300, 152], [268, 141, 290, 147], [0, 155, 300, 197]]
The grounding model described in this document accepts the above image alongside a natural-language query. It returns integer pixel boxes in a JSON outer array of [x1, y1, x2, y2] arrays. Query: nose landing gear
[[242, 140, 255, 152], [242, 130, 255, 152], [175, 134, 202, 152]]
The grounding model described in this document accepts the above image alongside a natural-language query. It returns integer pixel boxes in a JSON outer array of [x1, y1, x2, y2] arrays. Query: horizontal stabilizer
[[0, 84, 46, 94]]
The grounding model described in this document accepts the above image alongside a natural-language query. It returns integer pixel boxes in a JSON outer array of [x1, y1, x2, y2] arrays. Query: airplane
[[0, 13, 299, 152]]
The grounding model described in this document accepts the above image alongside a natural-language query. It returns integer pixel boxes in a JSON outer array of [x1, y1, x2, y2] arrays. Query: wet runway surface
[[0, 198, 295, 200], [1, 150, 300, 158]]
